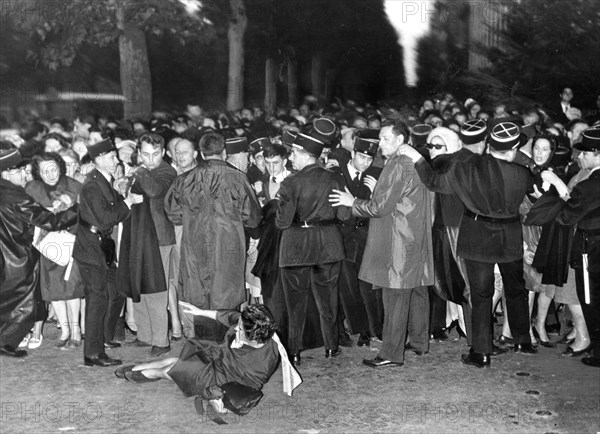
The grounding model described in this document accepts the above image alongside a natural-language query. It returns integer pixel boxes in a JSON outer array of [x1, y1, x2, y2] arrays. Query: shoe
[[357, 333, 371, 347], [581, 356, 600, 368], [114, 364, 135, 379], [461, 352, 491, 368], [55, 338, 70, 349], [561, 344, 592, 357], [290, 353, 301, 367], [513, 343, 538, 354], [405, 343, 428, 356], [339, 332, 354, 347], [497, 335, 513, 345], [363, 355, 403, 368], [431, 329, 448, 342], [28, 336, 42, 349], [104, 341, 122, 349], [84, 353, 123, 367], [325, 348, 342, 358], [171, 335, 184, 342], [67, 339, 81, 349], [125, 322, 138, 336], [149, 345, 171, 358], [18, 334, 31, 348], [532, 326, 555, 348], [130, 339, 151, 347], [124, 370, 160, 383], [491, 344, 509, 356], [0, 344, 28, 358], [557, 335, 575, 345]]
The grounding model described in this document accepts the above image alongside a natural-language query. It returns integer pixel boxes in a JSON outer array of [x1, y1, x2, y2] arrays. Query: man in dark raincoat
[[165, 133, 261, 341], [0, 149, 77, 357]]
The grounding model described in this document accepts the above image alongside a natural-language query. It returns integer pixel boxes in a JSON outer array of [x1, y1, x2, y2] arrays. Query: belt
[[79, 219, 112, 238], [338, 219, 369, 229], [292, 219, 337, 228], [464, 209, 520, 224]]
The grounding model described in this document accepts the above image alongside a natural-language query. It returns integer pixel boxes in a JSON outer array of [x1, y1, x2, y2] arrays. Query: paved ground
[[1, 322, 599, 433]]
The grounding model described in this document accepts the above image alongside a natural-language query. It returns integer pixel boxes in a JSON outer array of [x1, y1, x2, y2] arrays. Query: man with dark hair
[[0, 149, 78, 358], [165, 133, 261, 342], [399, 121, 536, 368], [121, 132, 177, 357], [277, 133, 351, 366], [330, 119, 433, 368], [73, 139, 143, 367]]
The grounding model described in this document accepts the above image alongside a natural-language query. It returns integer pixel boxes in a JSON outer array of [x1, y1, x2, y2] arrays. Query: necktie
[[271, 177, 276, 183]]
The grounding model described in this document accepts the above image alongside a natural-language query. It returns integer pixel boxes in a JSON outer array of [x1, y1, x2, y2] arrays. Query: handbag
[[219, 382, 263, 416], [33, 227, 75, 267]]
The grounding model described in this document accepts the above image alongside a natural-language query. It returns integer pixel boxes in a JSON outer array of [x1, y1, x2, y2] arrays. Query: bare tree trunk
[[287, 56, 297, 107], [226, 0, 247, 112], [311, 52, 322, 102], [264, 57, 277, 115], [117, 3, 152, 120]]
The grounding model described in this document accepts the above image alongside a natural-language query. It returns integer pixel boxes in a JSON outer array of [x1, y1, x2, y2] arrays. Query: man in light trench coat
[[330, 118, 434, 367]]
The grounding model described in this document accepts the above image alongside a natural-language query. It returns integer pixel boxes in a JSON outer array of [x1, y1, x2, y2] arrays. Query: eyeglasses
[[425, 143, 447, 150]]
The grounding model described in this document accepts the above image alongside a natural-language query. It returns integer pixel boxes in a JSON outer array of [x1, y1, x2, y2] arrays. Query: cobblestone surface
[[1, 324, 599, 433]]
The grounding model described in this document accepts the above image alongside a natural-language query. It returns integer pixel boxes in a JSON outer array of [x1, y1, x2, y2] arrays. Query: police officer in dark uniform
[[73, 139, 143, 367], [276, 132, 351, 366], [400, 121, 536, 368], [336, 137, 383, 346], [536, 128, 600, 367]]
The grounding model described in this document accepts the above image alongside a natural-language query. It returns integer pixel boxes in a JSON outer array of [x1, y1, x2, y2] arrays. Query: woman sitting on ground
[[116, 303, 280, 411]]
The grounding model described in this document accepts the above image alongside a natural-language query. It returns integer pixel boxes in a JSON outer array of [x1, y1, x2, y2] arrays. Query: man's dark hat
[[410, 124, 432, 148], [460, 119, 487, 145], [225, 137, 249, 155], [292, 132, 324, 156], [354, 137, 379, 157], [487, 122, 526, 151], [87, 138, 116, 160], [250, 137, 270, 156], [0, 149, 25, 171], [281, 130, 298, 148], [573, 128, 600, 152], [356, 128, 380, 140], [551, 146, 572, 167], [311, 117, 337, 145]]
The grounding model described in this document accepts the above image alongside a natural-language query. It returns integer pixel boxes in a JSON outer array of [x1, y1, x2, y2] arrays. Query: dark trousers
[[575, 268, 600, 358], [262, 272, 288, 345], [281, 261, 341, 354], [381, 286, 429, 363], [429, 287, 446, 334], [79, 263, 124, 356], [338, 258, 383, 336], [465, 258, 530, 354]]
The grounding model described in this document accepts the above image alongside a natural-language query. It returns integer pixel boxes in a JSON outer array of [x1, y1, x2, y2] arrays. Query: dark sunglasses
[[425, 143, 447, 150]]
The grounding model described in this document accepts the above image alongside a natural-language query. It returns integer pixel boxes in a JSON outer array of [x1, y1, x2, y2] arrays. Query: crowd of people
[[1, 88, 599, 412]]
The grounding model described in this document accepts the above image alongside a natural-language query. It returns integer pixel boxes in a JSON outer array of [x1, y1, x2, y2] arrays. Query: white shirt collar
[[271, 168, 289, 183], [346, 161, 361, 180]]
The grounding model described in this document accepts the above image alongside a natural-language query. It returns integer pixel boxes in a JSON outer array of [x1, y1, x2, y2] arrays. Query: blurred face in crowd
[[2, 166, 28, 187], [265, 155, 287, 178], [39, 159, 60, 186], [428, 116, 443, 128], [560, 87, 574, 103], [379, 126, 403, 158], [289, 147, 312, 171], [118, 144, 136, 166], [139, 141, 164, 171], [469, 104, 481, 118], [252, 152, 266, 173], [61, 155, 80, 179], [203, 118, 216, 129], [241, 109, 253, 122], [74, 118, 91, 138], [350, 151, 374, 173], [227, 152, 249, 173], [133, 122, 147, 136], [532, 138, 552, 167], [94, 151, 120, 176], [427, 135, 448, 160], [577, 150, 600, 170], [353, 118, 367, 129], [422, 100, 434, 111], [44, 138, 64, 153], [174, 139, 198, 172], [569, 121, 589, 146], [454, 113, 467, 125], [368, 118, 381, 129], [340, 128, 355, 152], [89, 131, 104, 145]]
